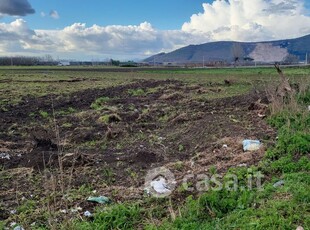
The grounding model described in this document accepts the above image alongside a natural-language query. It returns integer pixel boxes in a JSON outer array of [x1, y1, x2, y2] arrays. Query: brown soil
[[0, 79, 276, 222]]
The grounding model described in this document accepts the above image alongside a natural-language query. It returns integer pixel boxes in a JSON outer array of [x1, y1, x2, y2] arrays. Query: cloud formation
[[0, 0, 310, 59], [182, 0, 310, 41], [0, 0, 35, 16], [49, 10, 59, 19]]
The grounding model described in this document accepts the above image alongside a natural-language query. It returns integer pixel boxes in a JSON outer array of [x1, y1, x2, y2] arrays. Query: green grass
[[90, 97, 111, 110], [72, 203, 143, 229], [127, 88, 146, 96], [1, 66, 309, 107]]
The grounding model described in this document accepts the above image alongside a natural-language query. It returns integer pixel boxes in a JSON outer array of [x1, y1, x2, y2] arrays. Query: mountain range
[[144, 34, 310, 64]]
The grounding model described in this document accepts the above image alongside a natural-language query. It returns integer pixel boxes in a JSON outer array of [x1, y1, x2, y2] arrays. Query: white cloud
[[0, 19, 199, 59], [182, 0, 310, 41], [49, 10, 59, 19]]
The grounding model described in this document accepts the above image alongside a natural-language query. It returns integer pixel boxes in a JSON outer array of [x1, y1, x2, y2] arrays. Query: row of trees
[[0, 55, 58, 66]]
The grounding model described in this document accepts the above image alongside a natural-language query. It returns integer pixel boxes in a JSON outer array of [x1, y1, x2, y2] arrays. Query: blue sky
[[23, 0, 210, 30], [0, 0, 310, 60]]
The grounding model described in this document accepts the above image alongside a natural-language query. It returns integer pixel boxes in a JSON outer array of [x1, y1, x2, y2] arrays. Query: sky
[[0, 0, 310, 60]]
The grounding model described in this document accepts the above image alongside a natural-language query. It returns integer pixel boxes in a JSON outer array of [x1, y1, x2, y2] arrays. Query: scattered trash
[[70, 207, 82, 213], [257, 113, 266, 118], [10, 222, 17, 227], [222, 144, 228, 148], [308, 105, 310, 111], [84, 211, 92, 217], [158, 137, 164, 141], [237, 163, 247, 167], [13, 226, 24, 230], [60, 209, 67, 214], [296, 226, 304, 230], [273, 180, 285, 188], [0, 152, 10, 160], [10, 210, 17, 215], [87, 196, 110, 204], [150, 176, 171, 194], [242, 140, 261, 151]]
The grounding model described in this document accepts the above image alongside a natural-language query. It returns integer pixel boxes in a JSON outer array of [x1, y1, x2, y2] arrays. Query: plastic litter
[[296, 226, 304, 230], [222, 144, 228, 148], [70, 207, 82, 213], [10, 210, 17, 214], [13, 226, 24, 230], [87, 196, 110, 204], [150, 177, 171, 194], [242, 140, 261, 151], [84, 211, 92, 217], [273, 180, 284, 188], [0, 152, 10, 160]]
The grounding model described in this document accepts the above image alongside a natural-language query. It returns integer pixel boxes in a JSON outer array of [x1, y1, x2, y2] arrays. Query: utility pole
[[306, 53, 308, 65], [203, 56, 205, 68]]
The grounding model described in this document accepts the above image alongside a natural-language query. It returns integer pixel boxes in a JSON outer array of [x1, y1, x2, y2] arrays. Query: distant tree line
[[0, 55, 59, 66]]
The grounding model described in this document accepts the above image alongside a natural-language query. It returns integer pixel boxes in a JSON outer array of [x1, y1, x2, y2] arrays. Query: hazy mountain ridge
[[144, 34, 310, 63]]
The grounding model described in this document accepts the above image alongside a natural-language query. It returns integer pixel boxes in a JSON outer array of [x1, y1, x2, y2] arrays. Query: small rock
[[222, 144, 228, 148], [0, 152, 10, 160], [296, 226, 304, 230]]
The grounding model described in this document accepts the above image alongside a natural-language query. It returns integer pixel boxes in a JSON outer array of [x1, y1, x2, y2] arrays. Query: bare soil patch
[[0, 79, 276, 222]]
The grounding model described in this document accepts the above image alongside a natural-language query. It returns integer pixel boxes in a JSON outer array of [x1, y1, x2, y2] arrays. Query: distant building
[[58, 61, 70, 66]]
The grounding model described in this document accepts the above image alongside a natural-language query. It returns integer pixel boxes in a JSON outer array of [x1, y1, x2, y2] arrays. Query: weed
[[178, 144, 185, 152], [174, 161, 184, 170], [56, 107, 76, 116], [39, 110, 49, 118], [101, 167, 115, 185], [91, 97, 110, 110], [61, 122, 73, 128], [128, 88, 146, 96], [99, 113, 122, 124]]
